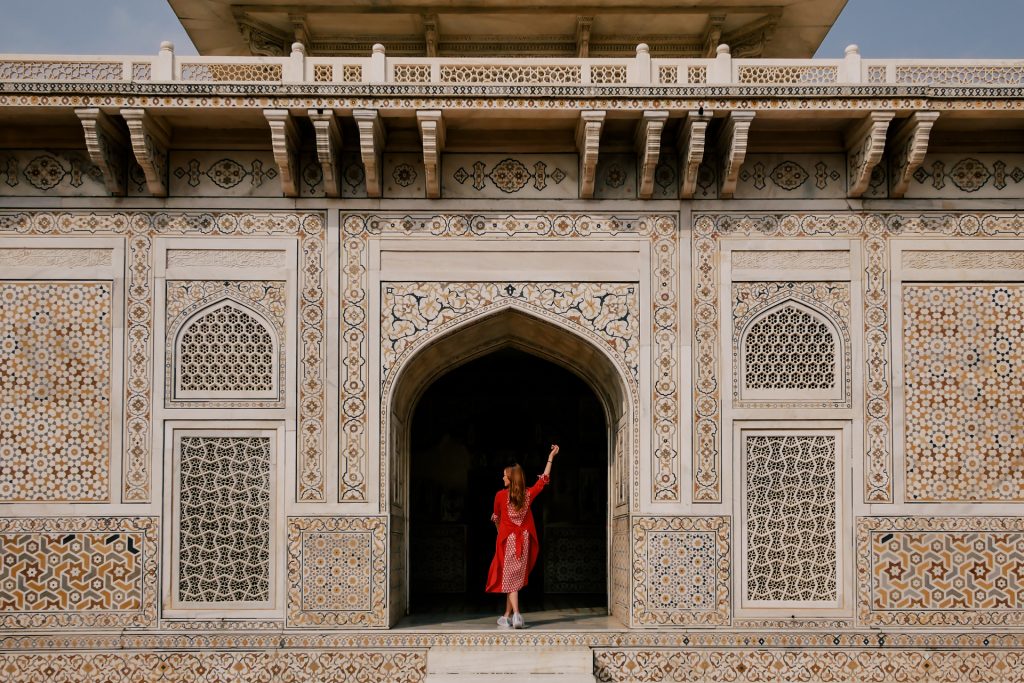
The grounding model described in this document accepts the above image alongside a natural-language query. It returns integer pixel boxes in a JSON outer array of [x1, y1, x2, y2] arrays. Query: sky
[[0, 0, 1023, 59]]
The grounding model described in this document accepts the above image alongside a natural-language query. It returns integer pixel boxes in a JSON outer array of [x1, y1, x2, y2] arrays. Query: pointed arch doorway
[[386, 307, 632, 626]]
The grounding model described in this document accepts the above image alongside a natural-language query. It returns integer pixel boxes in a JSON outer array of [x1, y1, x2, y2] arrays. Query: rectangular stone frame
[[0, 237, 125, 506], [890, 238, 1024, 507], [733, 421, 853, 619], [339, 213, 684, 512], [162, 421, 287, 619]]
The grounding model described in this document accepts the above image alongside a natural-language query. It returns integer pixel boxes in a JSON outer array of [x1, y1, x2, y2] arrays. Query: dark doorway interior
[[409, 347, 608, 614]]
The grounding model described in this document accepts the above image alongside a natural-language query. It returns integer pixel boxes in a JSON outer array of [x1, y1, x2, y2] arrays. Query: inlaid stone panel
[[632, 517, 730, 626], [903, 284, 1024, 501], [287, 517, 387, 627], [0, 517, 158, 629], [0, 150, 108, 196], [858, 517, 1024, 626], [0, 281, 111, 502], [0, 650, 426, 682]]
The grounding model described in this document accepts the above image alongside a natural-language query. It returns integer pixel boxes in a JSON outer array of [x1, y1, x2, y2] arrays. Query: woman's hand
[[549, 444, 559, 458]]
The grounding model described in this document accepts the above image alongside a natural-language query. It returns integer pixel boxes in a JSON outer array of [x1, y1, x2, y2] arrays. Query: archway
[[387, 307, 632, 626], [409, 347, 607, 614]]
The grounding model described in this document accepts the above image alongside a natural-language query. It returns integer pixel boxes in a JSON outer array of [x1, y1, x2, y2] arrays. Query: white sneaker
[[497, 616, 511, 628], [512, 612, 525, 629]]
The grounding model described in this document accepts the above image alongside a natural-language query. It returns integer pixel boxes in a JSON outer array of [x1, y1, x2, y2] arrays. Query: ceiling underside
[[168, 0, 848, 58]]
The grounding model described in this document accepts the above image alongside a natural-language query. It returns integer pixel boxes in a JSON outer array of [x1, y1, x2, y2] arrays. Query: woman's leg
[[504, 594, 512, 618], [508, 590, 519, 615]]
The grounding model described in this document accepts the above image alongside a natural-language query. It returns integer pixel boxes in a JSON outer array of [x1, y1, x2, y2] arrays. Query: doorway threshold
[[394, 606, 623, 632]]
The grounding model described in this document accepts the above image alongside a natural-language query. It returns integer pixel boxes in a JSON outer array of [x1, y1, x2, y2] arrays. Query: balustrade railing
[[2, 41, 1023, 88]]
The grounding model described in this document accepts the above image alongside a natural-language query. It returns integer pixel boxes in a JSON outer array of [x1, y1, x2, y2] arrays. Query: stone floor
[[395, 606, 621, 631]]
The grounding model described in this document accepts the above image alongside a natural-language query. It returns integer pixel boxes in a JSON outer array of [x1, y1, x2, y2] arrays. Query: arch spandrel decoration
[[340, 213, 680, 507], [379, 282, 641, 511], [732, 282, 851, 408], [165, 280, 286, 408]]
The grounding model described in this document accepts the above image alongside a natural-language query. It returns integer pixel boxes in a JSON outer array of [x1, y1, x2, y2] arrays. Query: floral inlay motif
[[452, 159, 568, 193], [392, 163, 417, 187]]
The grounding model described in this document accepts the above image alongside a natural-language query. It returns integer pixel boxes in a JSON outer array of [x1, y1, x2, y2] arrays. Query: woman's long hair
[[505, 464, 526, 511]]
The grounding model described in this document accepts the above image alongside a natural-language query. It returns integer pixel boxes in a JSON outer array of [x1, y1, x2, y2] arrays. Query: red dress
[[485, 474, 549, 593]]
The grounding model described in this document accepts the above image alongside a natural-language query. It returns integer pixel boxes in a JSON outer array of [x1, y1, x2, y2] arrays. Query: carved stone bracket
[[719, 111, 755, 199], [308, 110, 342, 197], [846, 111, 894, 198], [353, 109, 386, 198], [264, 109, 300, 197], [75, 108, 128, 197], [890, 112, 939, 198], [416, 110, 445, 199], [576, 110, 605, 199], [678, 110, 713, 198], [120, 108, 170, 197], [635, 111, 669, 199]]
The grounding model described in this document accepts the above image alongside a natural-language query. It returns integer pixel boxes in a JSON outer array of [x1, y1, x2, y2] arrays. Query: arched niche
[[172, 298, 281, 402], [384, 306, 633, 626], [738, 299, 846, 404]]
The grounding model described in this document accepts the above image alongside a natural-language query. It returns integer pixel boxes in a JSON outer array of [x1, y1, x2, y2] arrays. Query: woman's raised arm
[[542, 444, 559, 479]]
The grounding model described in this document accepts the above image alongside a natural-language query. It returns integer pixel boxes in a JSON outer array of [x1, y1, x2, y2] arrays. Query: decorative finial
[[372, 43, 386, 56], [159, 41, 174, 53], [845, 44, 860, 56], [636, 43, 650, 56], [716, 44, 731, 56], [291, 42, 306, 56]]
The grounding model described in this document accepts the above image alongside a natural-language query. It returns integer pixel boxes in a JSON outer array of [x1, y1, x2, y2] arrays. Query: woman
[[486, 444, 559, 629]]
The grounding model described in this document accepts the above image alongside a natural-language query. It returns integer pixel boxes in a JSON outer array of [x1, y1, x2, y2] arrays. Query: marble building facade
[[4, 1, 1024, 680]]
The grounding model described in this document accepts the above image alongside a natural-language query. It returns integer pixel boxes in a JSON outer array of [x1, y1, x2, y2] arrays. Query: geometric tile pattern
[[176, 436, 271, 605], [903, 284, 1024, 501], [303, 531, 372, 610], [744, 434, 838, 604], [0, 281, 111, 501], [743, 304, 835, 389], [0, 650, 426, 682], [858, 517, 1024, 626], [631, 516, 730, 626], [0, 210, 326, 504], [342, 213, 678, 508], [0, 516, 157, 629], [594, 649, 1024, 682], [287, 517, 388, 627]]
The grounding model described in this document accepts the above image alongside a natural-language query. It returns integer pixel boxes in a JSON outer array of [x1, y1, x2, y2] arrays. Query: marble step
[[425, 647, 596, 682]]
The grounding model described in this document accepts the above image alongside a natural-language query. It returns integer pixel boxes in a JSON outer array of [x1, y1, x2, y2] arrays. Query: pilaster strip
[[575, 110, 605, 199], [678, 110, 713, 198], [353, 109, 386, 198], [416, 110, 445, 199], [635, 111, 669, 199], [75, 108, 127, 196], [120, 109, 170, 197], [890, 112, 939, 198], [846, 111, 894, 198], [264, 109, 300, 197], [308, 110, 342, 198]]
